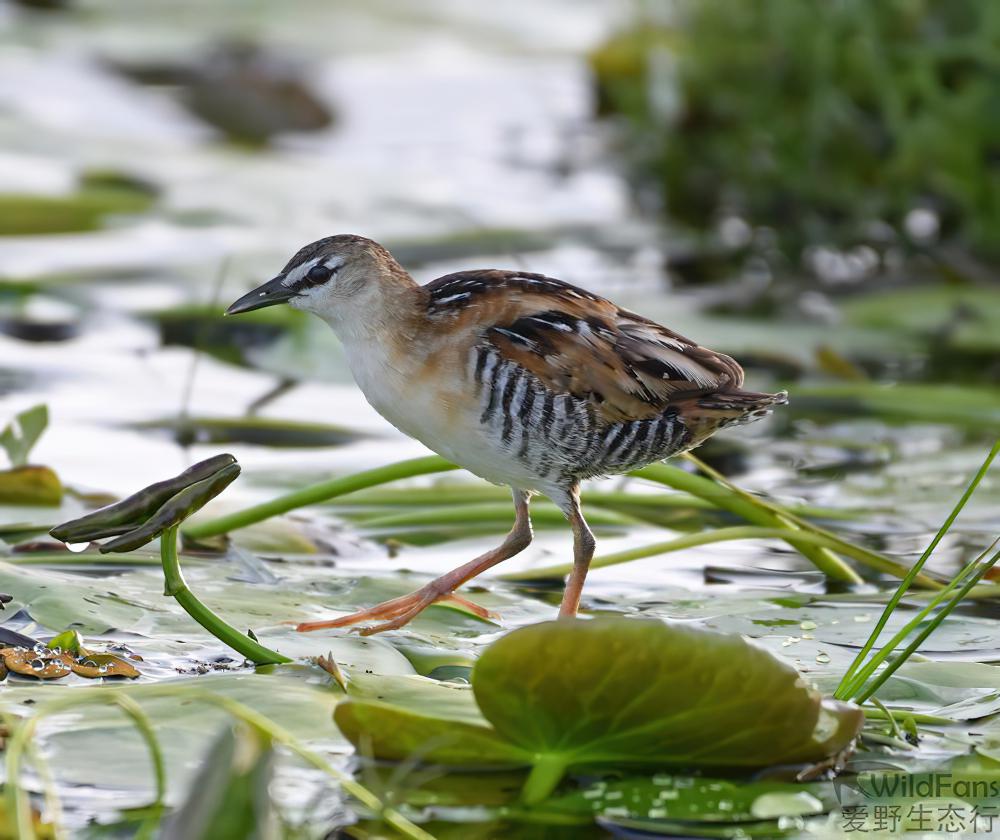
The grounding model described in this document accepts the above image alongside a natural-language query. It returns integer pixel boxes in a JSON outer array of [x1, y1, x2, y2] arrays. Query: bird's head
[[225, 234, 414, 329]]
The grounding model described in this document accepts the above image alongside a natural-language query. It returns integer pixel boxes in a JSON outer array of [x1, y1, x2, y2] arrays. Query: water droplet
[[29, 658, 45, 671], [853, 613, 871, 623], [800, 620, 817, 630], [98, 664, 109, 674], [816, 651, 831, 664], [66, 542, 89, 553]]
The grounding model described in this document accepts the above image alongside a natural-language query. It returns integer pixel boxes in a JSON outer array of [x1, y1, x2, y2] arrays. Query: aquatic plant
[[591, 0, 1000, 263]]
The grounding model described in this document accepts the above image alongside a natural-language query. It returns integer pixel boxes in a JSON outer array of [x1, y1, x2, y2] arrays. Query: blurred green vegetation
[[0, 171, 157, 236], [591, 0, 1000, 267]]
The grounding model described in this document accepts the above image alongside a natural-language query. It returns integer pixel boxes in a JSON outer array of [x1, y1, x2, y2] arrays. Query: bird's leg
[[557, 485, 595, 618], [297, 489, 533, 635]]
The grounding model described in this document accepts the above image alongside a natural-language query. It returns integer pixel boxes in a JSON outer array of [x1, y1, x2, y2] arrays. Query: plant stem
[[182, 453, 916, 584], [499, 525, 903, 581], [521, 755, 569, 805], [859, 706, 954, 726], [2, 688, 434, 840], [196, 692, 436, 840], [182, 455, 458, 540], [160, 526, 290, 665], [634, 463, 865, 583], [836, 439, 1000, 695], [113, 695, 166, 840]]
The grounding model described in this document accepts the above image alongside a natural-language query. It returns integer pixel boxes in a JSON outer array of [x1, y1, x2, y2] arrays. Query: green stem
[[836, 439, 1000, 696], [633, 464, 864, 583], [196, 693, 436, 840], [160, 526, 290, 665], [499, 525, 905, 581], [2, 688, 434, 840], [356, 501, 637, 530], [4, 695, 169, 840], [182, 455, 458, 540], [113, 696, 166, 840], [860, 706, 954, 726], [521, 755, 569, 804], [182, 453, 914, 584]]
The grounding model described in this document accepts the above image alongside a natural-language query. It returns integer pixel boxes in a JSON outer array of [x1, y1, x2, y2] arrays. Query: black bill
[[225, 275, 297, 315]]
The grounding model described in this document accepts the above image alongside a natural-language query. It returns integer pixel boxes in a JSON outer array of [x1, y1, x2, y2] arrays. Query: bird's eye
[[305, 264, 333, 285]]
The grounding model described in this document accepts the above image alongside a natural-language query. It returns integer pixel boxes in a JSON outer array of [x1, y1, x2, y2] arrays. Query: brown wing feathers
[[426, 271, 762, 426]]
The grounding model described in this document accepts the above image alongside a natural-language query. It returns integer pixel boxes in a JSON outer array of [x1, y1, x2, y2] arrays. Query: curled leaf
[[99, 462, 241, 553], [51, 453, 236, 543]]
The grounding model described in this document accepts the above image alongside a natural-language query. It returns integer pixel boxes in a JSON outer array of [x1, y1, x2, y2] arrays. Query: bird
[[226, 234, 787, 635]]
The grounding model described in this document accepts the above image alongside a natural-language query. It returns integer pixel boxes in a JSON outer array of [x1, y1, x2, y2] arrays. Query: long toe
[[442, 593, 496, 620], [296, 592, 423, 632]]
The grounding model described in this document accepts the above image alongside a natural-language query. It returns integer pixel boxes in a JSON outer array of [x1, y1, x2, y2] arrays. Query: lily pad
[[0, 466, 63, 505], [0, 180, 154, 236], [335, 617, 864, 803], [475, 619, 862, 779]]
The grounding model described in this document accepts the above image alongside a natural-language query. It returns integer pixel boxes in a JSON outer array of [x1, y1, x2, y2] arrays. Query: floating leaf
[[0, 646, 72, 679], [474, 618, 862, 800], [70, 652, 141, 679], [0, 466, 63, 506], [535, 774, 830, 834], [335, 618, 864, 803], [335, 698, 527, 768], [0, 181, 154, 236], [0, 638, 140, 680]]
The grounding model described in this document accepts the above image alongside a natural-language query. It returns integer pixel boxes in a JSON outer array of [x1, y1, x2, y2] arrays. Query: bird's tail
[[691, 389, 788, 421], [675, 389, 788, 444]]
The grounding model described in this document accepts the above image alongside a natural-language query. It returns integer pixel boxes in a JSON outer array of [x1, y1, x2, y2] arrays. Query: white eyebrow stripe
[[282, 256, 322, 287]]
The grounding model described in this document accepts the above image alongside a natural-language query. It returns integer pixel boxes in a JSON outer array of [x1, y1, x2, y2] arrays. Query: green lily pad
[[335, 617, 864, 804], [475, 619, 862, 780], [335, 698, 527, 767], [0, 182, 154, 236], [0, 465, 63, 505], [536, 774, 830, 833]]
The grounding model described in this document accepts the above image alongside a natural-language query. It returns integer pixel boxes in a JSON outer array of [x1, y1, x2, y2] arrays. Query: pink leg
[[297, 489, 533, 635], [557, 485, 595, 618]]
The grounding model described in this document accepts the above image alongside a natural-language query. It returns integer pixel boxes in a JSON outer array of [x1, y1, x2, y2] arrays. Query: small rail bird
[[227, 235, 786, 634]]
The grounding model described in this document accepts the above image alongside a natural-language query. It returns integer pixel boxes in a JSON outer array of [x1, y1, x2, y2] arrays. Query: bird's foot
[[296, 581, 496, 636]]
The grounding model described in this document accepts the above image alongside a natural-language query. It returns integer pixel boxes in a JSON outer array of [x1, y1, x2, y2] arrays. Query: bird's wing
[[426, 270, 744, 423]]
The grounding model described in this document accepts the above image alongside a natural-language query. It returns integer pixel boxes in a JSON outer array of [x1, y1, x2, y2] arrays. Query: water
[[2, 1, 999, 837]]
